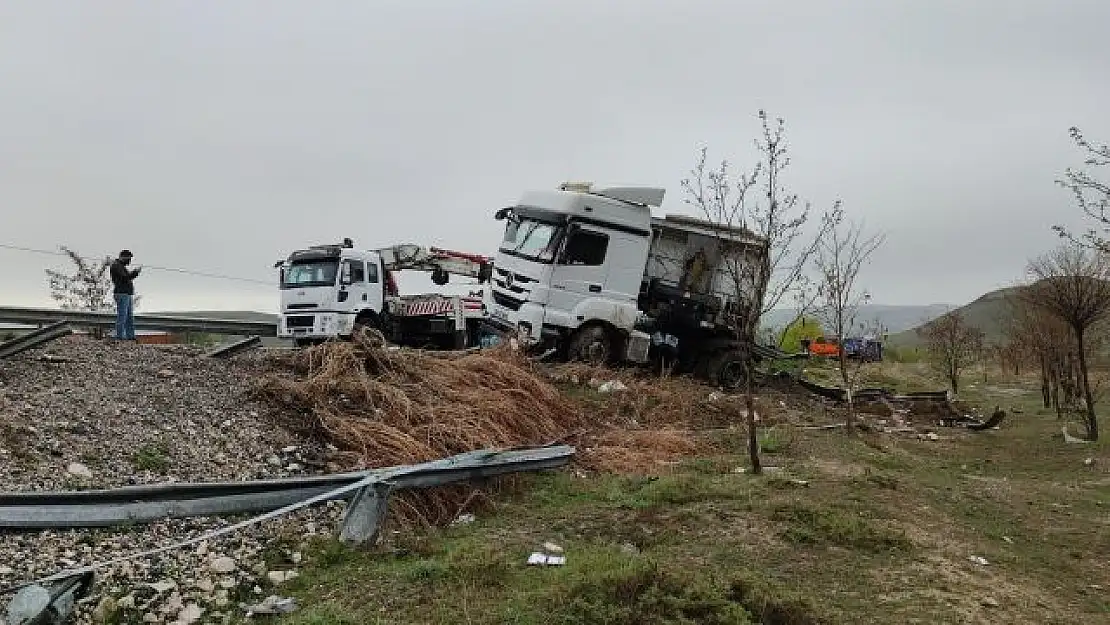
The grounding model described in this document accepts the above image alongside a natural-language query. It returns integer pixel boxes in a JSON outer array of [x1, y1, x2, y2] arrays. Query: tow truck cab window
[[366, 261, 379, 283], [561, 229, 609, 266]]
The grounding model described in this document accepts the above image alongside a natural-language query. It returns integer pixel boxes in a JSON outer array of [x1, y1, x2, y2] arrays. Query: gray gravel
[[0, 336, 347, 624]]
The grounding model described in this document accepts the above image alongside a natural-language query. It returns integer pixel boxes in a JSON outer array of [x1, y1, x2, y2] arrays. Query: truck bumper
[[277, 312, 355, 339]]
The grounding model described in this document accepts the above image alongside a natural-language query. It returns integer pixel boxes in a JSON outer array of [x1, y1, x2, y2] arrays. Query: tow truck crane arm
[[375, 244, 494, 286]]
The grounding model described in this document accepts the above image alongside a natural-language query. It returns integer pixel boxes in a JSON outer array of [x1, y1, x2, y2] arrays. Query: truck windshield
[[500, 217, 562, 263], [282, 260, 338, 288]]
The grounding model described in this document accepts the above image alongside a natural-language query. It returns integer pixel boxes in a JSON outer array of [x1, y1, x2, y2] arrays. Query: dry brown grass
[[257, 336, 794, 505], [257, 331, 581, 467]]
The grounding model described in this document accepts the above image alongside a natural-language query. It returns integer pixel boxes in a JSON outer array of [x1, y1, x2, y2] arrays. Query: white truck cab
[[487, 181, 771, 388], [489, 183, 660, 347], [277, 242, 386, 342], [277, 240, 490, 349]]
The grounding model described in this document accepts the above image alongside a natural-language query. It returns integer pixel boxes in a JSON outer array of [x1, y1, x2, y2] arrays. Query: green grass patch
[[131, 441, 171, 473], [772, 503, 912, 553]]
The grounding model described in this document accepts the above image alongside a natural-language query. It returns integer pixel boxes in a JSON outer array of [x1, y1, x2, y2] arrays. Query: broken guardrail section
[[203, 335, 262, 359], [1, 445, 574, 622], [0, 444, 574, 530], [0, 322, 72, 360]]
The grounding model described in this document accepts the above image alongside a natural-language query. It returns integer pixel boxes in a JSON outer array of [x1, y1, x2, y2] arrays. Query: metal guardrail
[[0, 307, 276, 337], [0, 322, 72, 359], [203, 335, 262, 358], [0, 444, 574, 621], [0, 445, 575, 529]]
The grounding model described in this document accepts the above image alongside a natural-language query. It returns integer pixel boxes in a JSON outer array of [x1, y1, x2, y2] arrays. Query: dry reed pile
[[256, 332, 583, 525], [257, 331, 581, 466]]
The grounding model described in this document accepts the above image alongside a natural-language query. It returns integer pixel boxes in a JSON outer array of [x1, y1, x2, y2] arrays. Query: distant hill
[[762, 304, 951, 336], [886, 286, 1021, 347]]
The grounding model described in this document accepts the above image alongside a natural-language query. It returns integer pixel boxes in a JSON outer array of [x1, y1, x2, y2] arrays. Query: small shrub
[[772, 504, 912, 553], [728, 575, 826, 625], [758, 428, 793, 454], [131, 442, 171, 473], [558, 560, 753, 625]]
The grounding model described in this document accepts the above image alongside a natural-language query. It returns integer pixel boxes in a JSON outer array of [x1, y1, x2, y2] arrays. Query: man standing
[[110, 250, 141, 340]]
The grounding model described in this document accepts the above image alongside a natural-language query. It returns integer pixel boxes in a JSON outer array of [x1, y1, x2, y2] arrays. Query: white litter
[[969, 555, 989, 566], [598, 380, 628, 393]]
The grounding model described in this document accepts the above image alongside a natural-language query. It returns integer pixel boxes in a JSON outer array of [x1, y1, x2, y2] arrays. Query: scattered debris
[[266, 570, 298, 585], [597, 380, 628, 393], [527, 541, 568, 566], [66, 463, 93, 479], [450, 513, 476, 526], [208, 557, 237, 574], [245, 595, 296, 617], [969, 555, 990, 566], [527, 553, 566, 566], [1084, 457, 1094, 466], [620, 542, 640, 556], [980, 596, 1000, 608], [1063, 426, 1091, 444]]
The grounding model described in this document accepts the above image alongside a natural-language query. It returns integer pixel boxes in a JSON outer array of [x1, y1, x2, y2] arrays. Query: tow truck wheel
[[568, 325, 612, 365], [353, 313, 379, 337]]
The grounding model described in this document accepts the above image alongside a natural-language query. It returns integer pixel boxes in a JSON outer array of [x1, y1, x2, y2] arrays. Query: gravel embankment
[[0, 337, 344, 624]]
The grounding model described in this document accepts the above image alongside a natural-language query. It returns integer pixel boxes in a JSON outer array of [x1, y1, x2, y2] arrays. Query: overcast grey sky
[[1, 0, 1107, 313]]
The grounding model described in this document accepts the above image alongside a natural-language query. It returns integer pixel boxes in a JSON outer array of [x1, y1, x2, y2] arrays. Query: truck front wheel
[[568, 325, 612, 365], [710, 350, 749, 391]]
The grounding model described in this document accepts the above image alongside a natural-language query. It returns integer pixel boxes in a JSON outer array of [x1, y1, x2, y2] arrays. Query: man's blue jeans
[[114, 293, 135, 340]]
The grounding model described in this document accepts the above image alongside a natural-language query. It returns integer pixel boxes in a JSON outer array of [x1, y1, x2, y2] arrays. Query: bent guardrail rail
[[0, 444, 575, 621], [203, 335, 263, 358], [0, 322, 72, 360]]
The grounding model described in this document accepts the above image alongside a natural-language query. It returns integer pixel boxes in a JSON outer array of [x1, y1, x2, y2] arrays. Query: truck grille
[[286, 315, 315, 328]]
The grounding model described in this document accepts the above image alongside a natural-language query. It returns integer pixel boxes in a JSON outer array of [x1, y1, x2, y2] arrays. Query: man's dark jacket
[[110, 259, 139, 295]]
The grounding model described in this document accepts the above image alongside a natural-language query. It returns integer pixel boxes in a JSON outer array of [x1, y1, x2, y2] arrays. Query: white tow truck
[[276, 239, 492, 348], [484, 182, 774, 388]]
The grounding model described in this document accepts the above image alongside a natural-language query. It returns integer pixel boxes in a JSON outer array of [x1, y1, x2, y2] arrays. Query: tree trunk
[[949, 360, 959, 395], [839, 350, 855, 434], [1076, 329, 1099, 441], [1050, 358, 1062, 420], [744, 361, 762, 474], [1040, 354, 1051, 409]]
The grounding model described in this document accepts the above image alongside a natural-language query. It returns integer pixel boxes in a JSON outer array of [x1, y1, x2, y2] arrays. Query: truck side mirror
[[494, 207, 513, 221]]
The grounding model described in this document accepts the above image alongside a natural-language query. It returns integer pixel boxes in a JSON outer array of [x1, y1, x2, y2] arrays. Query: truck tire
[[710, 350, 748, 391], [353, 313, 379, 337], [568, 325, 612, 365]]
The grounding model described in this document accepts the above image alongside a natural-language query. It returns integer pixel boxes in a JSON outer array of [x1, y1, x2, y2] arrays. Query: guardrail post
[[338, 481, 393, 545]]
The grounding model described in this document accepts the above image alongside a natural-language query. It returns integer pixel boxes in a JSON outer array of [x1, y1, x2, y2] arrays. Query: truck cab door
[[545, 225, 611, 327], [339, 259, 370, 312], [365, 258, 385, 314]]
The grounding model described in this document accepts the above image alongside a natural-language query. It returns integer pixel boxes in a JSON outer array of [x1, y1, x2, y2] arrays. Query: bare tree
[[44, 246, 117, 338], [45, 247, 114, 312], [1026, 244, 1110, 440], [813, 219, 885, 433], [682, 111, 840, 474], [1006, 291, 1075, 418], [1054, 127, 1110, 251], [916, 310, 984, 395]]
